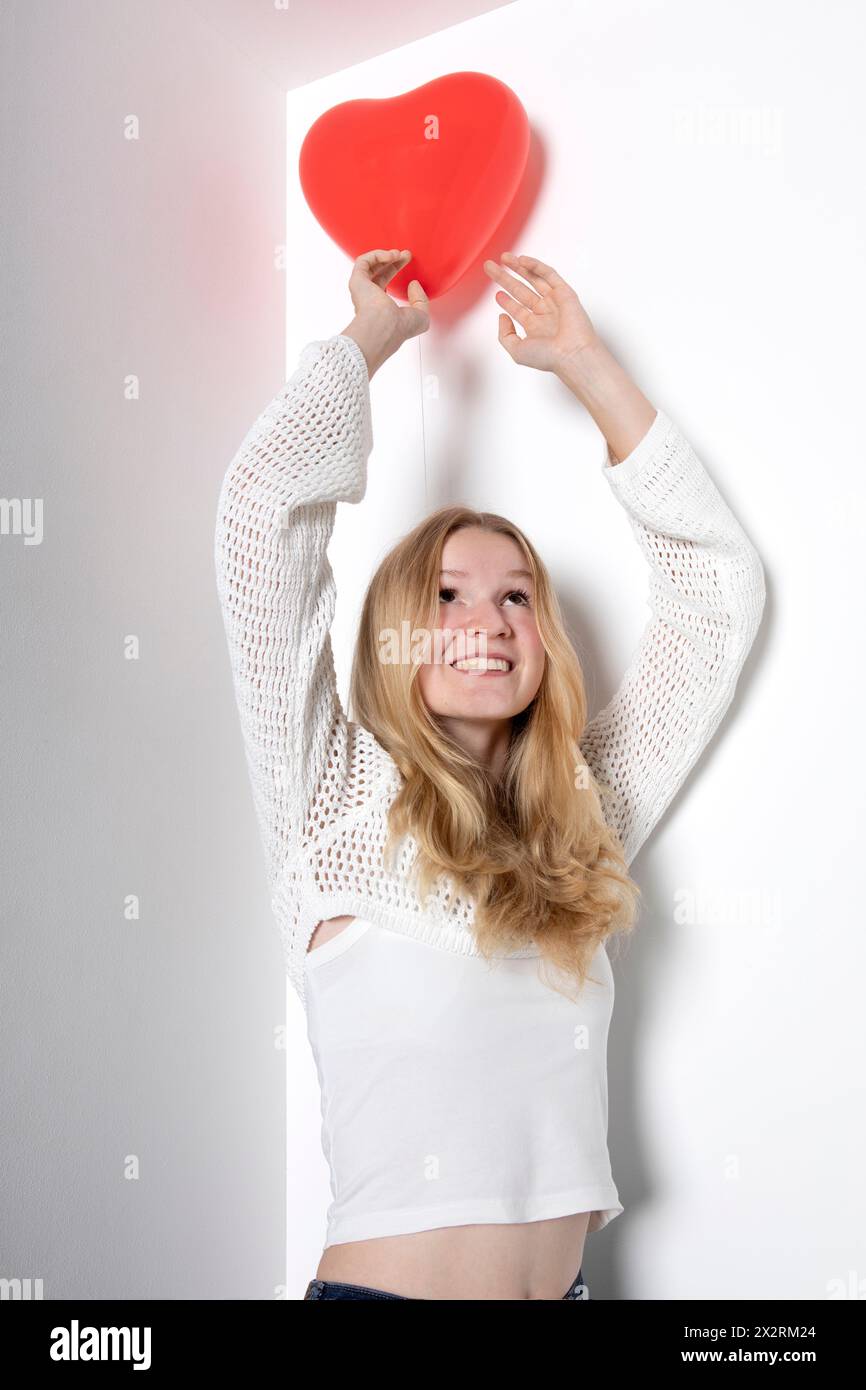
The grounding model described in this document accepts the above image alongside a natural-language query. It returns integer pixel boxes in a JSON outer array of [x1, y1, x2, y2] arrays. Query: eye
[[438, 585, 531, 605]]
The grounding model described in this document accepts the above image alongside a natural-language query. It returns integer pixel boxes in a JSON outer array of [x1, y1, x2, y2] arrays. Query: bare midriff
[[306, 915, 592, 1301]]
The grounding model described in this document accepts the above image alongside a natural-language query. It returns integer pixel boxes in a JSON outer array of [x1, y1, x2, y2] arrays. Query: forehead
[[440, 526, 529, 575]]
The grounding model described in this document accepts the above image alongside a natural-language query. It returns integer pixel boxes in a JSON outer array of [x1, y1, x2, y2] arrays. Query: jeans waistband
[[304, 1266, 589, 1301]]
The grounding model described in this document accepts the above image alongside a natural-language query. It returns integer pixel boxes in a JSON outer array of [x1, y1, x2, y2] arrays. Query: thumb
[[402, 278, 430, 337], [498, 313, 525, 363], [407, 277, 429, 309]]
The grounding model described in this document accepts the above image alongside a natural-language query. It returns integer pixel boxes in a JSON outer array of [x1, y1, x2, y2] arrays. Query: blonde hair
[[348, 505, 640, 999]]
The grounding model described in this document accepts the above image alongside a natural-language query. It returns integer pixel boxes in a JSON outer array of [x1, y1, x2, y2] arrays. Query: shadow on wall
[[431, 127, 549, 329], [589, 573, 773, 1298]]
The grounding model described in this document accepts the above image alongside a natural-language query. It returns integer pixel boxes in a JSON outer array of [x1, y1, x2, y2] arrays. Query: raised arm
[[578, 407, 766, 866], [214, 251, 430, 901], [214, 333, 373, 897], [482, 252, 766, 867]]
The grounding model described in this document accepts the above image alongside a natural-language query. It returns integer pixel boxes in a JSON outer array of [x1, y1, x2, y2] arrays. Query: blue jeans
[[303, 1266, 589, 1300]]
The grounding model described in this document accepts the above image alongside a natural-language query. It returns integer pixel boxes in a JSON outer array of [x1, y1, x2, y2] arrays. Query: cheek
[[516, 616, 546, 677], [415, 663, 440, 708]]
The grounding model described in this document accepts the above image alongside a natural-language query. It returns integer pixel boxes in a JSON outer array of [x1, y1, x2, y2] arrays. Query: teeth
[[452, 658, 511, 671]]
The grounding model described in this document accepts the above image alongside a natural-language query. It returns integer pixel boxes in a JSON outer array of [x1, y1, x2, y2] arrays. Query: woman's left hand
[[482, 253, 599, 374]]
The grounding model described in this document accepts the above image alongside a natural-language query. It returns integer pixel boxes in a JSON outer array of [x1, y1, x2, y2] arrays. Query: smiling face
[[415, 526, 547, 724]]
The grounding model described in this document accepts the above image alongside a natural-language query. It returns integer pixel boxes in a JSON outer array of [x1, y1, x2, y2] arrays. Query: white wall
[[3, 0, 862, 1305], [284, 0, 866, 1299], [1, 0, 289, 1297]]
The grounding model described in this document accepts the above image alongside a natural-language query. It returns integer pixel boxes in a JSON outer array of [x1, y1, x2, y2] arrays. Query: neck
[[439, 716, 512, 783]]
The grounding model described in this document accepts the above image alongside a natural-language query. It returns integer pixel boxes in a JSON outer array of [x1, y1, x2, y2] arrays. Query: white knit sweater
[[214, 333, 765, 1008]]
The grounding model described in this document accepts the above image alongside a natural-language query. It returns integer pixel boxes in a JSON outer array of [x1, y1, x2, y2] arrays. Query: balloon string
[[418, 335, 428, 503]]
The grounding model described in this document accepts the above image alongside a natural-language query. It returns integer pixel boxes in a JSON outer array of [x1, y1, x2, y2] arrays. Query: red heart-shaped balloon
[[299, 72, 530, 300]]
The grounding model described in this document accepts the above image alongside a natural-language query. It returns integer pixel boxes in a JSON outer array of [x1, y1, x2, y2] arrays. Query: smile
[[450, 657, 514, 673]]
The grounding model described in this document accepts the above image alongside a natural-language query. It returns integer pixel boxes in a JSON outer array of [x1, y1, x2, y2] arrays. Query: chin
[[429, 692, 530, 720]]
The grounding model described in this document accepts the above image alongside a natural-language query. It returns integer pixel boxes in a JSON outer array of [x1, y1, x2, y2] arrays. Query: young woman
[[214, 249, 765, 1301]]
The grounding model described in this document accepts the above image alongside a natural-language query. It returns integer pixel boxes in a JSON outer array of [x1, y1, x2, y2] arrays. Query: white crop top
[[304, 917, 623, 1247]]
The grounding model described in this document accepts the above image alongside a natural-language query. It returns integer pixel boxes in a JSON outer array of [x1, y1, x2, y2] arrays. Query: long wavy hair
[[348, 505, 640, 1000]]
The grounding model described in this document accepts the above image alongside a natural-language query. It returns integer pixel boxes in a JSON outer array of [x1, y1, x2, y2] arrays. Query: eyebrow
[[440, 568, 533, 579]]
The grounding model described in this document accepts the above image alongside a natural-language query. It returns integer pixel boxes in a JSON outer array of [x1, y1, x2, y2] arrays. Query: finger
[[407, 278, 429, 305], [482, 258, 540, 310], [494, 288, 533, 327], [500, 252, 550, 296], [403, 282, 430, 335], [504, 253, 567, 291], [353, 249, 408, 281], [355, 248, 401, 266], [497, 311, 525, 361], [376, 251, 412, 287]]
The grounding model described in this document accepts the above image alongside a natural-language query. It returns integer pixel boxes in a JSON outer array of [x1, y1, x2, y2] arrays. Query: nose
[[440, 598, 513, 665], [462, 598, 512, 641]]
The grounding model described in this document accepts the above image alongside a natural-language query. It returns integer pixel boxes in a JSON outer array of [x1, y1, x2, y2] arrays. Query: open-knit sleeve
[[579, 409, 766, 868], [214, 333, 373, 898]]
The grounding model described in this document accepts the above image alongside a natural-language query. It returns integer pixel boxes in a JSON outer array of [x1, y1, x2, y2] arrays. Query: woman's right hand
[[340, 249, 429, 379]]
